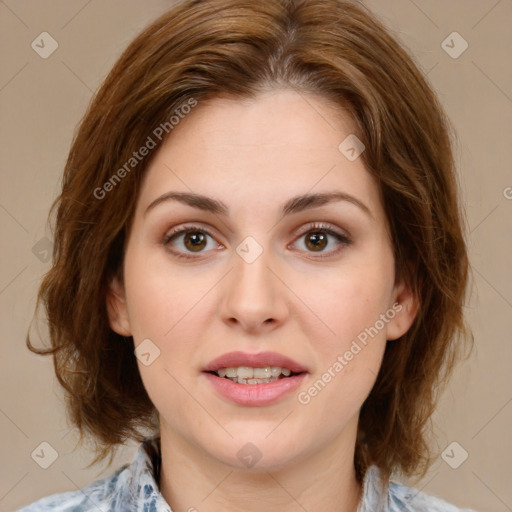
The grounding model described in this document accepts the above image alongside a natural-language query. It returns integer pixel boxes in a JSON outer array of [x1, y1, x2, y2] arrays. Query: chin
[[199, 429, 310, 472]]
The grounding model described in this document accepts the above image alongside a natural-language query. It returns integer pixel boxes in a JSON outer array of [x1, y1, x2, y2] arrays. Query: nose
[[219, 247, 289, 334]]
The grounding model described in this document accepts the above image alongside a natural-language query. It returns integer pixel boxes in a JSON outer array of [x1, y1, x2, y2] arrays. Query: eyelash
[[162, 222, 352, 261]]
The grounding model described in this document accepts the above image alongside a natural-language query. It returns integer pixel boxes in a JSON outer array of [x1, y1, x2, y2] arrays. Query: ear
[[386, 277, 419, 341], [106, 275, 132, 336]]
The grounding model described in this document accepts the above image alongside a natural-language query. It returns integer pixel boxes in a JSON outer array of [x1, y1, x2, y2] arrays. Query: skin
[[107, 88, 418, 512]]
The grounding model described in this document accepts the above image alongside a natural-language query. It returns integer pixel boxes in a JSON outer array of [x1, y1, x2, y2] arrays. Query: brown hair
[[27, 0, 472, 483]]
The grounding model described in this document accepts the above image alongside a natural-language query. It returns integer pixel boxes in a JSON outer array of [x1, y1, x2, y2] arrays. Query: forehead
[[177, 89, 356, 147], [136, 89, 383, 220]]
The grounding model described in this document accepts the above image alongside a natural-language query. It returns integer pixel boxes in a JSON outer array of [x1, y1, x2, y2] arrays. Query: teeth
[[253, 367, 271, 378], [235, 377, 279, 384], [237, 366, 254, 379], [215, 366, 294, 380], [271, 367, 281, 377], [225, 368, 237, 378]]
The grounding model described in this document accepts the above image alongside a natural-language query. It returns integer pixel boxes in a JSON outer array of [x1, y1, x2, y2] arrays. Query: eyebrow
[[144, 191, 372, 218]]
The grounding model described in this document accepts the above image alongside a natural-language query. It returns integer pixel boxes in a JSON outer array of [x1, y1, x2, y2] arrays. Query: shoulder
[[17, 437, 169, 512], [17, 465, 127, 512], [387, 479, 476, 512], [360, 466, 476, 512]]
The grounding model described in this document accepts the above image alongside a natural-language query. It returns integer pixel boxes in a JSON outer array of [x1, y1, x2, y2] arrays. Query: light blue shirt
[[18, 436, 475, 511]]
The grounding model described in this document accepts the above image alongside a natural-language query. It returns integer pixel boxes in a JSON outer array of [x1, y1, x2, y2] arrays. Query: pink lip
[[202, 351, 308, 407], [203, 351, 307, 373], [204, 372, 307, 406]]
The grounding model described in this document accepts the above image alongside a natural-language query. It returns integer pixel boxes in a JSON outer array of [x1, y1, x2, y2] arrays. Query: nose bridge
[[220, 239, 288, 330]]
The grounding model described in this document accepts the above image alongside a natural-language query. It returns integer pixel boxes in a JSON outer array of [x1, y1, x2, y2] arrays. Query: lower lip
[[203, 372, 307, 406]]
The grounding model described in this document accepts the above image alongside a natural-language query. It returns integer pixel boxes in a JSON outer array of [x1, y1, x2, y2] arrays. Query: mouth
[[202, 351, 308, 404]]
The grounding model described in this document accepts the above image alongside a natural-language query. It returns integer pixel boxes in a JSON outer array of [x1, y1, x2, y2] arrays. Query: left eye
[[292, 225, 351, 256]]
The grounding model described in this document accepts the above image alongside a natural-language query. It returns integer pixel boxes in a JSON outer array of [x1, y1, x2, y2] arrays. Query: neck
[[158, 422, 363, 512]]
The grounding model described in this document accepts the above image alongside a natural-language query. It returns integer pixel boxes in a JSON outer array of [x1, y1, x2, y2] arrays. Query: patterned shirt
[[18, 436, 475, 511]]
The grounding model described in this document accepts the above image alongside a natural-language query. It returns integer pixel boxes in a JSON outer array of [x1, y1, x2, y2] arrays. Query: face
[[107, 88, 417, 471]]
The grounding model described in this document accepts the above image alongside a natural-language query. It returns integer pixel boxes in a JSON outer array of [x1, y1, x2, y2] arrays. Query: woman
[[21, 0, 474, 510]]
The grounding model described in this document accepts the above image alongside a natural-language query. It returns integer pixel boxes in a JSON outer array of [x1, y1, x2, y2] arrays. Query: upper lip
[[203, 351, 308, 373]]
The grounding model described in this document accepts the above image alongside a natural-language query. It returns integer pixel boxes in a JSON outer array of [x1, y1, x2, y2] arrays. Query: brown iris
[[184, 231, 207, 252], [305, 231, 328, 252]]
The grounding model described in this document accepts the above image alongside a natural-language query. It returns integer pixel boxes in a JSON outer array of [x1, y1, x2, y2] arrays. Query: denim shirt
[[18, 436, 475, 512]]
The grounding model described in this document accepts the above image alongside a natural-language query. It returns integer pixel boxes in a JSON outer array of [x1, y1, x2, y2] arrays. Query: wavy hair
[[27, 0, 472, 483]]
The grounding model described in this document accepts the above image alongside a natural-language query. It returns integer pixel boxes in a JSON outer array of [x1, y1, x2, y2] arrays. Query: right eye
[[163, 225, 223, 260]]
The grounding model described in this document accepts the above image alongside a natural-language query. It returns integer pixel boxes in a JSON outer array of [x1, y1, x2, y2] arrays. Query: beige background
[[1, 1, 511, 511]]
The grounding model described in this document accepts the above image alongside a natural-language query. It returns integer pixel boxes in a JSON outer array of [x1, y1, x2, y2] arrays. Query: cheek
[[123, 245, 205, 342], [122, 246, 216, 406], [295, 257, 394, 418], [123, 249, 203, 421], [303, 260, 394, 346], [298, 275, 392, 426]]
